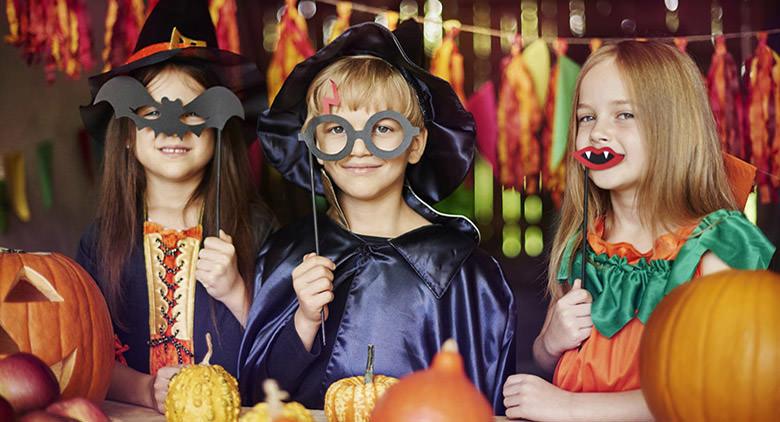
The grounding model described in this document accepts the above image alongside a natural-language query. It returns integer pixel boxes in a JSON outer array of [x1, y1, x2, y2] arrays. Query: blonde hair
[[547, 40, 737, 299], [304, 55, 424, 128]]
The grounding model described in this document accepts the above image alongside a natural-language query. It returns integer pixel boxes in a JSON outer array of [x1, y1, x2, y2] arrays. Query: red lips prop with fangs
[[572, 146, 625, 170]]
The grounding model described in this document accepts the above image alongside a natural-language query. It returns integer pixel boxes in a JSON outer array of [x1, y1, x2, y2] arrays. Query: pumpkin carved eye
[[1, 265, 63, 355], [3, 266, 64, 303], [0, 325, 18, 354]]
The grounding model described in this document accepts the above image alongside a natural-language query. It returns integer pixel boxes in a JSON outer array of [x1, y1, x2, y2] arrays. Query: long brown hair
[[96, 61, 263, 326], [547, 41, 738, 299]]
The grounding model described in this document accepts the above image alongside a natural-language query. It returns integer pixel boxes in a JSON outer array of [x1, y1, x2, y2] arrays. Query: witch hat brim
[[80, 0, 263, 144], [258, 21, 476, 204]]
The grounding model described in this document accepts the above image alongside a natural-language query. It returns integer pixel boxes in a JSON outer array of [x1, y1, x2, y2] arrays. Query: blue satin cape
[[238, 189, 516, 414]]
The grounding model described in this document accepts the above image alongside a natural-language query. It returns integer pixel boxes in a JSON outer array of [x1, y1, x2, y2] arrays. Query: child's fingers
[[218, 230, 233, 243], [577, 317, 593, 329], [196, 258, 225, 274], [503, 374, 531, 392], [560, 287, 591, 305], [293, 255, 335, 277], [311, 290, 335, 308], [304, 255, 335, 269], [202, 236, 236, 254], [198, 248, 230, 265], [293, 269, 334, 293], [302, 278, 334, 297], [572, 302, 592, 317], [156, 366, 180, 381], [292, 255, 321, 278], [572, 278, 582, 289], [298, 265, 334, 284]]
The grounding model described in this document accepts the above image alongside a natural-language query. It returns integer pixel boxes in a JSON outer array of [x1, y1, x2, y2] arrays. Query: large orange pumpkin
[[371, 339, 493, 422], [640, 270, 780, 421], [0, 249, 114, 401]]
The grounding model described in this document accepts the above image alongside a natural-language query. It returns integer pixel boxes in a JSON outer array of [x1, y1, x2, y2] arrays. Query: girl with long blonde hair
[[503, 40, 774, 421]]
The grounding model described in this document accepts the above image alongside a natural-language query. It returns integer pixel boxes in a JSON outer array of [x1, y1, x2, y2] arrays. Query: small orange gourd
[[324, 344, 398, 422], [371, 339, 493, 422], [165, 333, 241, 422]]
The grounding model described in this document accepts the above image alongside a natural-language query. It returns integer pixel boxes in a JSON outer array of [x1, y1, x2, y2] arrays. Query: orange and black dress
[[553, 209, 774, 392], [76, 214, 274, 377]]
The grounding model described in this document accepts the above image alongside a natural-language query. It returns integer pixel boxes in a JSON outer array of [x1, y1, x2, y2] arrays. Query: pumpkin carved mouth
[[0, 265, 78, 391]]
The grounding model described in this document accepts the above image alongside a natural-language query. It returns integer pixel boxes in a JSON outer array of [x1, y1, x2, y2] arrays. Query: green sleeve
[[667, 209, 776, 294]]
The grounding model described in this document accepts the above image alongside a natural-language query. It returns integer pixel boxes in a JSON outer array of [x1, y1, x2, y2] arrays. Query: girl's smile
[[157, 145, 192, 156]]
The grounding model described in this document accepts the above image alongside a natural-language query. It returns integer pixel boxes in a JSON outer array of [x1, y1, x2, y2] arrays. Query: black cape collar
[[316, 186, 479, 299]]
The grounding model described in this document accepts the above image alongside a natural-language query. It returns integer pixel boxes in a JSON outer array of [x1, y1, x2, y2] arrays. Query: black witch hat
[[257, 20, 476, 204], [80, 0, 261, 144]]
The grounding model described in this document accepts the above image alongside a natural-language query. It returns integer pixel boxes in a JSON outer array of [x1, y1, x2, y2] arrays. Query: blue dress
[[238, 189, 516, 414]]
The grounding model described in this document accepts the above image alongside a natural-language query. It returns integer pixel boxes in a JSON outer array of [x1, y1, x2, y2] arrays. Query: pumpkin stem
[[0, 247, 24, 254], [201, 332, 213, 365], [363, 344, 375, 384], [442, 339, 458, 353], [263, 379, 290, 420]]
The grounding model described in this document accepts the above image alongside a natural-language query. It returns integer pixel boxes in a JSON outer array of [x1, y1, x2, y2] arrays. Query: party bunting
[[102, 0, 239, 69], [382, 10, 398, 31], [542, 40, 580, 207], [3, 152, 30, 222], [522, 38, 551, 106], [102, 0, 145, 71], [745, 32, 780, 203], [326, 1, 352, 44], [707, 36, 747, 160], [497, 38, 542, 193], [210, 0, 240, 53], [5, 0, 93, 82], [430, 21, 465, 103], [37, 141, 53, 209], [467, 81, 498, 174], [267, 0, 314, 104]]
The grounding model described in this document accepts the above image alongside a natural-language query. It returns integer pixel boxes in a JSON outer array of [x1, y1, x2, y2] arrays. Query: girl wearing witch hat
[[76, 0, 274, 412], [238, 21, 516, 414]]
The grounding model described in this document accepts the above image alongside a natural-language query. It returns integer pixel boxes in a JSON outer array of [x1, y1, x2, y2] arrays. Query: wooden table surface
[[102, 400, 512, 421]]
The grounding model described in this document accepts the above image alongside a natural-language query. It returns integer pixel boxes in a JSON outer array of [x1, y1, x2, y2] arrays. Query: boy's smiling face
[[318, 106, 427, 203]]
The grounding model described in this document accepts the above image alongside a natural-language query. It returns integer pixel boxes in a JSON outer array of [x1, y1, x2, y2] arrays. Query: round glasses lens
[[314, 120, 349, 155], [371, 117, 406, 152]]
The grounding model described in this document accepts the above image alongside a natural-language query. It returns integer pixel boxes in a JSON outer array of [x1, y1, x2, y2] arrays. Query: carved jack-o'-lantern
[[0, 249, 114, 401]]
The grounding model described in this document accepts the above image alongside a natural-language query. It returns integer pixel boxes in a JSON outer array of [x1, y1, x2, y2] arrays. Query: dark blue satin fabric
[[238, 189, 516, 414]]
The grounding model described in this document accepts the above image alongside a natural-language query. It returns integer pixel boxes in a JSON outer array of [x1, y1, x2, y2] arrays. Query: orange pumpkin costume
[[553, 218, 698, 392], [553, 218, 774, 392], [553, 154, 774, 392]]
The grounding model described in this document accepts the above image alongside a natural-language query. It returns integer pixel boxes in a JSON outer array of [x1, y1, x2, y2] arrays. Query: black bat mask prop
[[93, 76, 244, 137]]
